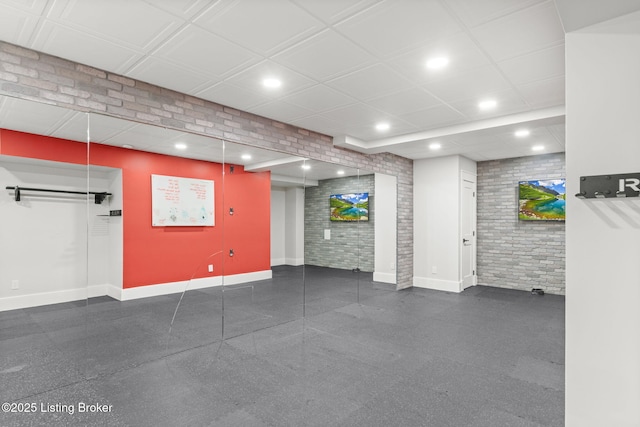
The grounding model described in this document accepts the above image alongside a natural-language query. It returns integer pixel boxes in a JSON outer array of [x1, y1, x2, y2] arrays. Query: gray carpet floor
[[1, 265, 564, 426]]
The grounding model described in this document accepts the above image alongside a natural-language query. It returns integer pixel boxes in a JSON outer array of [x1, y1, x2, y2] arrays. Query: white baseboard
[[222, 270, 272, 286], [413, 276, 463, 293], [373, 271, 396, 284], [0, 270, 274, 310], [271, 258, 286, 266], [0, 284, 108, 312], [285, 257, 304, 266]]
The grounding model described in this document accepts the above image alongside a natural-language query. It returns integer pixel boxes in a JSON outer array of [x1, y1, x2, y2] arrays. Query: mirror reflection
[[0, 94, 398, 394]]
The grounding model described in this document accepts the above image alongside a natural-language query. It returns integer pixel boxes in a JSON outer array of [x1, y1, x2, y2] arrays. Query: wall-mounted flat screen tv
[[330, 193, 369, 222], [518, 179, 566, 221]]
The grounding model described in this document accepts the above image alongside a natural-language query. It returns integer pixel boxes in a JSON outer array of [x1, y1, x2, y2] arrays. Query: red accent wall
[[0, 129, 271, 288]]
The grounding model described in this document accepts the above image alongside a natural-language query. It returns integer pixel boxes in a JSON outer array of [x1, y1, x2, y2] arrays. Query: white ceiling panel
[[292, 0, 381, 24], [195, 0, 324, 56], [518, 76, 565, 108], [280, 85, 356, 113], [0, 4, 41, 46], [325, 63, 414, 102], [367, 88, 442, 116], [318, 102, 391, 127], [195, 82, 273, 112], [335, 0, 462, 58], [127, 57, 214, 95], [273, 30, 376, 81], [248, 100, 315, 123], [399, 104, 467, 129], [31, 22, 143, 74], [222, 60, 317, 99], [388, 32, 493, 85], [498, 44, 565, 85], [446, 0, 546, 28], [47, 0, 183, 51], [151, 25, 261, 79], [423, 65, 512, 103], [470, 1, 565, 62], [447, 89, 529, 120], [145, 0, 213, 20]]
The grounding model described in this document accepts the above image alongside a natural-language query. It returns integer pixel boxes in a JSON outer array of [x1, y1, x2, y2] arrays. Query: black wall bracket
[[575, 173, 640, 199], [6, 186, 112, 204]]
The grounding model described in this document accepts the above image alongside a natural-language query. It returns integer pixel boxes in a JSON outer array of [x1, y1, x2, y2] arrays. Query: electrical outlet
[[208, 264, 214, 273], [11, 280, 19, 290]]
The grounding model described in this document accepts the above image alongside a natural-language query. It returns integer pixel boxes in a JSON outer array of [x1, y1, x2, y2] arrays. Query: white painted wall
[[285, 186, 304, 266], [413, 155, 476, 292], [374, 173, 397, 284], [565, 13, 640, 426], [0, 157, 121, 311], [270, 187, 286, 266]]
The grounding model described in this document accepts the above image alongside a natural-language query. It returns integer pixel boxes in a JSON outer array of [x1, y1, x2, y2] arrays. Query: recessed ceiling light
[[175, 143, 187, 150], [429, 142, 442, 150], [532, 145, 545, 151], [426, 56, 449, 70], [375, 122, 390, 132], [515, 129, 530, 138], [301, 164, 311, 170], [337, 170, 345, 175], [478, 99, 497, 110], [262, 77, 282, 89], [122, 144, 133, 149], [241, 154, 252, 160]]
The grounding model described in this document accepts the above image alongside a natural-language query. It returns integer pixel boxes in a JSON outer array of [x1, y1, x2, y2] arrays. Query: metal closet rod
[[5, 186, 111, 204]]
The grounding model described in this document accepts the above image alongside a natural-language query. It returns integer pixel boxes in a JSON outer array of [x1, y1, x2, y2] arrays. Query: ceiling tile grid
[[0, 0, 577, 161]]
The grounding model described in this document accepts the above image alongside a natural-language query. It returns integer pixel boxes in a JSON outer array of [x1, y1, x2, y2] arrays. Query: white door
[[460, 171, 476, 290]]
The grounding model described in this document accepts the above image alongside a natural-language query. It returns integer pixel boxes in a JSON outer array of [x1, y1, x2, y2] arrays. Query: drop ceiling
[[0, 0, 638, 161]]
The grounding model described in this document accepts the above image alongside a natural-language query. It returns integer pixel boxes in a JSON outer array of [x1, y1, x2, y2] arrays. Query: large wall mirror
[[0, 94, 398, 390]]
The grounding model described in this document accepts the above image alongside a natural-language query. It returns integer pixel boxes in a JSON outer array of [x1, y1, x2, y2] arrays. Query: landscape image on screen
[[330, 193, 369, 222], [519, 179, 566, 221]]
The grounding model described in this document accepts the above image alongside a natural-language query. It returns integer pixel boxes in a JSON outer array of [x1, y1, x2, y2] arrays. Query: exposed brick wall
[[304, 174, 374, 271], [476, 153, 565, 294], [0, 41, 413, 289]]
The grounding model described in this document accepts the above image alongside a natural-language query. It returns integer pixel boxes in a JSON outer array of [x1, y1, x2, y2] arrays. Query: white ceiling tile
[[446, 0, 547, 28], [152, 26, 261, 79], [196, 82, 272, 111], [388, 32, 493, 85], [498, 44, 565, 85], [145, 0, 212, 20], [31, 22, 144, 75], [325, 63, 414, 101], [367, 88, 442, 116], [517, 76, 565, 109], [47, 0, 183, 51], [423, 65, 511, 103], [447, 89, 529, 119], [273, 30, 376, 81], [399, 104, 467, 129], [318, 102, 388, 127], [280, 85, 357, 113], [222, 60, 317, 99], [248, 100, 315, 123], [127, 57, 214, 95], [336, 0, 462, 58], [0, 4, 41, 46], [195, 0, 324, 55], [470, 1, 565, 62], [342, 120, 419, 141], [289, 114, 345, 137], [293, 0, 380, 24]]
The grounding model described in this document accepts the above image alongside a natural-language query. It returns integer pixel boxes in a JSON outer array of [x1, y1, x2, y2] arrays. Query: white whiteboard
[[151, 174, 214, 226]]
